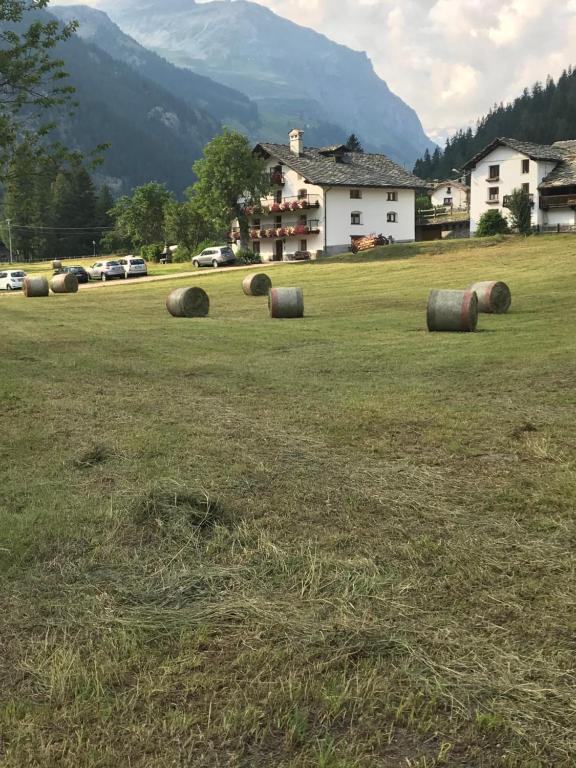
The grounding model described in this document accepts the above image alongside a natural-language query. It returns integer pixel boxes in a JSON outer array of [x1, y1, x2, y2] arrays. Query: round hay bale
[[242, 273, 272, 296], [52, 260, 62, 270], [469, 281, 511, 314], [427, 289, 478, 332], [166, 287, 209, 318], [269, 287, 304, 319], [23, 276, 49, 298], [50, 272, 79, 294]]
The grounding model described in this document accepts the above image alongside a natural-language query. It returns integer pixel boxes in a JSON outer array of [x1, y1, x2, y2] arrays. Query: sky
[[53, 0, 576, 144]]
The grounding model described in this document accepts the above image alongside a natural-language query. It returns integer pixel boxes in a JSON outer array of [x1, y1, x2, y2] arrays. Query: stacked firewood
[[350, 234, 389, 253]]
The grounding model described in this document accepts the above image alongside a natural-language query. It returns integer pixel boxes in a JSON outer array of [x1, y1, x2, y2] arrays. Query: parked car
[[192, 246, 236, 268], [118, 256, 148, 278], [53, 265, 90, 284], [0, 269, 26, 290], [88, 260, 125, 281]]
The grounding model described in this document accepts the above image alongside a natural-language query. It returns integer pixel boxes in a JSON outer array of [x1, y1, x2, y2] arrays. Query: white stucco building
[[463, 138, 576, 234], [430, 180, 469, 210], [232, 129, 423, 261]]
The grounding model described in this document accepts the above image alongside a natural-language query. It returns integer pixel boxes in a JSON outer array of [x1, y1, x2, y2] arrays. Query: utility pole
[[6, 219, 13, 263]]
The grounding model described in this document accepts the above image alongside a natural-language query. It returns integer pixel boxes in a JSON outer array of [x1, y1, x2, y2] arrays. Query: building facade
[[463, 138, 576, 234], [232, 130, 423, 261], [430, 180, 469, 210]]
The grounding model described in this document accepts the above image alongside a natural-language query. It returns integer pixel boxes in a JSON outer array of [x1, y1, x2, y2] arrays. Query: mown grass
[[1, 235, 575, 767], [0, 253, 197, 278]]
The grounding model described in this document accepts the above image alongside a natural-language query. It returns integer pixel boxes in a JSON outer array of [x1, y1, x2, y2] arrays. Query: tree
[[0, 0, 78, 169], [164, 199, 213, 254], [94, 185, 114, 252], [190, 130, 269, 249], [476, 209, 509, 237], [51, 162, 97, 258], [506, 188, 533, 235], [345, 134, 364, 153], [109, 182, 174, 248]]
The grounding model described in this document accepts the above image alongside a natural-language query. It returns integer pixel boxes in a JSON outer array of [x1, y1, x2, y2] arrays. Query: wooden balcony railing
[[502, 194, 534, 208], [539, 194, 576, 210]]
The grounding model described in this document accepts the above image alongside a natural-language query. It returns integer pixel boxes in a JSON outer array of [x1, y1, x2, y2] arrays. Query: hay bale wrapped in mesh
[[52, 259, 62, 270], [469, 281, 511, 314], [23, 276, 49, 298], [50, 272, 79, 294], [166, 286, 209, 317], [427, 289, 478, 332], [269, 287, 304, 319], [242, 273, 272, 296]]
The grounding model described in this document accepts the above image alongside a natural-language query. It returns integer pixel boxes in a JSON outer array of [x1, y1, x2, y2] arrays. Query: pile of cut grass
[[1, 235, 575, 767]]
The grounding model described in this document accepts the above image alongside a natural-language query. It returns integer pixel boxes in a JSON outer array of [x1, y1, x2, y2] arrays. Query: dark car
[[54, 265, 90, 283]]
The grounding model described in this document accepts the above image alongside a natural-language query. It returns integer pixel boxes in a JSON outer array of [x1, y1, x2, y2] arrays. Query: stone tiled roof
[[461, 136, 576, 190], [540, 152, 576, 189], [255, 143, 425, 189], [462, 137, 565, 170]]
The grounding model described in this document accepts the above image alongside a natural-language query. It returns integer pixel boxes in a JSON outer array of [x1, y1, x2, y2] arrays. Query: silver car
[[192, 246, 236, 269], [88, 260, 125, 281]]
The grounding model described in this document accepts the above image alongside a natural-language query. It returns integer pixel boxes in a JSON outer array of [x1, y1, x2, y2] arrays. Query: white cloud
[[52, 0, 576, 142]]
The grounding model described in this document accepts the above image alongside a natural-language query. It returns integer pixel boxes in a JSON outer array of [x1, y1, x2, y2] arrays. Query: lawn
[[0, 254, 197, 278], [1, 235, 575, 767]]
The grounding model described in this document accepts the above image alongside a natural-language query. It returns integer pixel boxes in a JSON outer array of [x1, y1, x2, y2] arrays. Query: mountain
[[51, 5, 258, 127], [414, 68, 576, 180], [97, 0, 435, 166], [41, 10, 222, 195]]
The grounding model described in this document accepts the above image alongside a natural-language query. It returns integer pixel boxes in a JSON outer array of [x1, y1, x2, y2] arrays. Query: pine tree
[[345, 134, 364, 153], [52, 163, 97, 258]]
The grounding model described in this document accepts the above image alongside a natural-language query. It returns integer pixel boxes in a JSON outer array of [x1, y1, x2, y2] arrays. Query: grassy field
[[1, 235, 575, 767]]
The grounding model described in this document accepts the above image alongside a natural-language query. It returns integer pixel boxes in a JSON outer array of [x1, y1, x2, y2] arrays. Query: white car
[[0, 269, 27, 290], [192, 246, 236, 268], [118, 256, 148, 278], [88, 260, 125, 281]]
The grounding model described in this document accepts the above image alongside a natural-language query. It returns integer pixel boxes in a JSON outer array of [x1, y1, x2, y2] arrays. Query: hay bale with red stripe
[[469, 281, 511, 314], [427, 289, 478, 332]]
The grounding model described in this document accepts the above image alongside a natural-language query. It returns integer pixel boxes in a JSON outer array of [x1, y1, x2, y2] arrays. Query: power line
[[10, 224, 114, 232]]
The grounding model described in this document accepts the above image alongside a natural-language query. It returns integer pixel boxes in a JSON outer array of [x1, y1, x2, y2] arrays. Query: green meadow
[[1, 235, 575, 767]]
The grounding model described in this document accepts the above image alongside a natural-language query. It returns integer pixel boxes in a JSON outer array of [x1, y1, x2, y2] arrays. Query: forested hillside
[[414, 68, 576, 179]]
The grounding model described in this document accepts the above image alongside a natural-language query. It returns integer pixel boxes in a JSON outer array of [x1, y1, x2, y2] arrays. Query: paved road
[[1, 260, 300, 297]]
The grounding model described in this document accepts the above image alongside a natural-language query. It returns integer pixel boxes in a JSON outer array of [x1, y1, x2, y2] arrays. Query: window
[[275, 215, 282, 226], [488, 187, 499, 202], [387, 191, 398, 201], [253, 218, 261, 228], [522, 159, 530, 174], [351, 212, 362, 225], [297, 188, 308, 200], [446, 186, 452, 194], [522, 183, 530, 194], [387, 212, 398, 223], [252, 241, 260, 255], [300, 240, 308, 252], [444, 197, 453, 206], [488, 165, 500, 180], [350, 189, 362, 199], [299, 214, 307, 224], [275, 190, 282, 203]]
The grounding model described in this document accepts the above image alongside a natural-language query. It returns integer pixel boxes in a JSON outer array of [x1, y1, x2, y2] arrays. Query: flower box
[[294, 225, 309, 235], [299, 200, 309, 209], [281, 202, 292, 211], [265, 228, 276, 238], [290, 201, 301, 211], [250, 229, 260, 239], [270, 203, 282, 212]]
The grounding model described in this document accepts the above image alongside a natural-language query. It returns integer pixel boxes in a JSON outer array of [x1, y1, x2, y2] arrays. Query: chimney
[[289, 128, 304, 156]]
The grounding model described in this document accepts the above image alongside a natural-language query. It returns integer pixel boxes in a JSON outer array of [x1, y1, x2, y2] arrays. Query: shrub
[[476, 210, 509, 237], [141, 243, 163, 263], [172, 245, 191, 263], [236, 250, 262, 265]]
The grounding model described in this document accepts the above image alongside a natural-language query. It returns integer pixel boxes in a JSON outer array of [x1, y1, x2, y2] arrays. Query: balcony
[[245, 195, 321, 215], [502, 194, 535, 208], [237, 219, 321, 240], [269, 169, 285, 186], [539, 193, 576, 210]]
